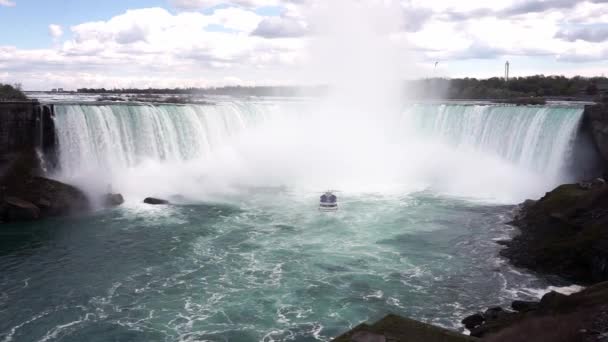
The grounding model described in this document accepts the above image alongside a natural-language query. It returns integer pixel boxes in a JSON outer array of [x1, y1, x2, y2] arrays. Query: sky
[[0, 0, 607, 90]]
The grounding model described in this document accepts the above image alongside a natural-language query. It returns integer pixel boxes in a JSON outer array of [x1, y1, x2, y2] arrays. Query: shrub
[[0, 83, 27, 100]]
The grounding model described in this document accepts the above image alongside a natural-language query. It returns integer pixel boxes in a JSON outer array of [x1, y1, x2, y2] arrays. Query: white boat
[[319, 191, 338, 212]]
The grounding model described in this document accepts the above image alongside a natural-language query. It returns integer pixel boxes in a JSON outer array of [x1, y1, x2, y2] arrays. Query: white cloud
[[0, 0, 15, 7], [170, 0, 281, 10], [48, 24, 64, 39], [252, 16, 308, 38], [1, 0, 608, 89]]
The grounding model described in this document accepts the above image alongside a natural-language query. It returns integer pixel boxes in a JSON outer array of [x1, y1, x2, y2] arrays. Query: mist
[[51, 1, 584, 205]]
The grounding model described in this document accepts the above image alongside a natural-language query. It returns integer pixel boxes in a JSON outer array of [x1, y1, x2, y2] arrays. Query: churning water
[[0, 99, 585, 342]]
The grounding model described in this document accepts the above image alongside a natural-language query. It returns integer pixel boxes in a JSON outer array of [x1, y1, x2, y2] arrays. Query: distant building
[[51, 88, 57, 93], [58, 88, 64, 92], [505, 61, 510, 82]]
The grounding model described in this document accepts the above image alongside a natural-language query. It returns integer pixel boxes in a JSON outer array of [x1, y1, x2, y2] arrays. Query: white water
[[53, 101, 584, 204]]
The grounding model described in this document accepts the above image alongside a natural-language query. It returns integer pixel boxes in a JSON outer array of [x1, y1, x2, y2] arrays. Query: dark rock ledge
[[0, 149, 89, 223], [462, 282, 608, 341], [332, 314, 478, 342]]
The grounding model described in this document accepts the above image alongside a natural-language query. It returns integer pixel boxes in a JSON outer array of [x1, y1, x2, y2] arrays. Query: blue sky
[[0, 0, 607, 90], [0, 0, 282, 48]]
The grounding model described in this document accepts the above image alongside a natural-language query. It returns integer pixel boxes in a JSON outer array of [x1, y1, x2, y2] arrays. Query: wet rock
[[462, 313, 484, 330], [0, 149, 90, 222], [511, 300, 539, 312], [2, 197, 40, 221], [144, 197, 170, 205], [540, 291, 570, 310], [484, 307, 506, 321], [464, 282, 608, 339], [104, 193, 124, 207]]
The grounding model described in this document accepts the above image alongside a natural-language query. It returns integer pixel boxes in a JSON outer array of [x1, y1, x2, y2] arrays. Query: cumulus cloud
[[48, 24, 64, 39], [170, 0, 279, 10], [251, 16, 308, 38], [402, 5, 432, 32], [0, 0, 15, 7], [556, 25, 608, 42], [2, 0, 608, 89]]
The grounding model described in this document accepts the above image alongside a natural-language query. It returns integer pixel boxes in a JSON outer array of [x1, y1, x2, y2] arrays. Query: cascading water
[[406, 104, 583, 177], [4, 100, 588, 342], [52, 100, 584, 203]]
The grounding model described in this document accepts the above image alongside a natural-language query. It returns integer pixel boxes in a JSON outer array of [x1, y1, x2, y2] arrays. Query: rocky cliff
[[0, 102, 82, 223], [585, 101, 608, 175], [0, 101, 55, 169]]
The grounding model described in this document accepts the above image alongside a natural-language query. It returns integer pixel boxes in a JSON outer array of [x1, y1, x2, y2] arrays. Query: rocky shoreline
[[455, 99, 608, 341], [460, 178, 608, 339]]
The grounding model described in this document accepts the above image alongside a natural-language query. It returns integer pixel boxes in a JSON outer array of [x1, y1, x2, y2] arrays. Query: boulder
[[0, 149, 90, 223], [462, 313, 484, 330], [2, 197, 40, 221], [104, 193, 124, 207], [25, 177, 89, 217], [511, 300, 539, 312], [144, 197, 170, 205], [539, 291, 570, 310], [484, 307, 507, 321]]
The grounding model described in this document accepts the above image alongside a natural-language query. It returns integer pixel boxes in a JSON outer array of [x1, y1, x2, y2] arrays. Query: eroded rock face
[[586, 103, 608, 167], [501, 182, 608, 283]]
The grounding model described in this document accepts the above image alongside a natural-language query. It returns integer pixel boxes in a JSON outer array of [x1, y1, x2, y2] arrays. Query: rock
[[104, 193, 124, 207], [350, 331, 386, 342], [579, 181, 593, 190], [462, 313, 484, 330], [3, 197, 40, 221], [0, 149, 90, 222], [539, 291, 569, 310], [586, 103, 608, 164], [464, 282, 608, 339], [37, 198, 52, 210], [144, 197, 170, 205], [501, 182, 608, 283], [484, 307, 507, 321], [511, 300, 539, 312]]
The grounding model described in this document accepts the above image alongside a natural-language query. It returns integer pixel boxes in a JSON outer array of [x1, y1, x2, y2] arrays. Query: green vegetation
[[411, 75, 608, 100], [0, 83, 27, 100], [73, 75, 608, 100], [78, 85, 328, 97]]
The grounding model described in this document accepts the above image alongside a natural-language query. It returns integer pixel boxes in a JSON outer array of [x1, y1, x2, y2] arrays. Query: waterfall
[[53, 102, 281, 177], [404, 104, 584, 180], [52, 101, 584, 203]]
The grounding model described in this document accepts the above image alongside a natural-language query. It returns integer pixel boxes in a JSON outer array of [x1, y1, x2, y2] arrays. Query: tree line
[[408, 75, 608, 99], [75, 76, 608, 100], [0, 83, 28, 100]]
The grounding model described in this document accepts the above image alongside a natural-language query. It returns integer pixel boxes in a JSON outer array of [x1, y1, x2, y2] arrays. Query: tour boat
[[319, 191, 338, 212]]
